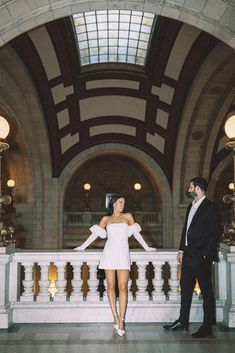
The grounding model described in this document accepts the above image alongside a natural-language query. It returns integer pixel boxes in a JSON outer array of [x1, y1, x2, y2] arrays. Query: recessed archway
[[59, 143, 173, 248]]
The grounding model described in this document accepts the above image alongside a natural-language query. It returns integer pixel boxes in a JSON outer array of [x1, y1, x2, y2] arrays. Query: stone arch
[[0, 44, 52, 248], [0, 1, 234, 49], [59, 143, 173, 248]]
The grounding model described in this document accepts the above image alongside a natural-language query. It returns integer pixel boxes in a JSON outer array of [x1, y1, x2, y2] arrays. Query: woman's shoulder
[[123, 212, 135, 224], [99, 215, 110, 228]]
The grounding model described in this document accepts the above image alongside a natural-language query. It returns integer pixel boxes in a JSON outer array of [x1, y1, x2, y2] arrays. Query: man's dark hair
[[190, 177, 208, 192]]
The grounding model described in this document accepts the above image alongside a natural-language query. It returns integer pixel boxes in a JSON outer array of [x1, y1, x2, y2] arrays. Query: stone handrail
[[0, 245, 234, 328]]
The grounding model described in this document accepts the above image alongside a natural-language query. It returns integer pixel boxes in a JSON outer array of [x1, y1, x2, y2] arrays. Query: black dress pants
[[179, 254, 215, 327]]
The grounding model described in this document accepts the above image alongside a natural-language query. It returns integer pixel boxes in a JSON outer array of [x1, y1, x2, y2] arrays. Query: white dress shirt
[[185, 196, 206, 246]]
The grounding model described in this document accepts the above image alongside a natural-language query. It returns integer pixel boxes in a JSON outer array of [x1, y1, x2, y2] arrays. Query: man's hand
[[177, 251, 183, 263]]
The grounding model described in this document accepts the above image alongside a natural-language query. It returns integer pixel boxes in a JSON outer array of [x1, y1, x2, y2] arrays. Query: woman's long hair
[[105, 193, 124, 216]]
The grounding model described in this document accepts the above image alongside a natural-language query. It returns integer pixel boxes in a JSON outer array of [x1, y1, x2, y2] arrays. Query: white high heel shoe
[[116, 317, 125, 337], [113, 313, 119, 330]]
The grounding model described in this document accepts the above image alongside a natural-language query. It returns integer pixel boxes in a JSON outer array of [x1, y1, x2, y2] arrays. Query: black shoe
[[191, 325, 213, 338], [163, 320, 188, 331]]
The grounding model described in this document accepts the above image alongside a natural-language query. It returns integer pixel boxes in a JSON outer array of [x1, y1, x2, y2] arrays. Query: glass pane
[[109, 22, 119, 30], [88, 31, 98, 40], [136, 56, 145, 65], [120, 22, 129, 31], [77, 33, 87, 42], [139, 41, 148, 49], [131, 15, 142, 24], [129, 31, 139, 40], [128, 47, 137, 56], [89, 39, 98, 48], [119, 38, 128, 47], [128, 39, 138, 48], [98, 22, 107, 31], [118, 46, 127, 54], [110, 46, 117, 54], [109, 38, 118, 46], [80, 49, 89, 57], [139, 32, 149, 42], [100, 46, 108, 54], [120, 14, 130, 23], [90, 47, 99, 55], [90, 55, 98, 64], [97, 13, 107, 22], [86, 15, 96, 24], [127, 55, 135, 63], [99, 38, 108, 46], [141, 25, 151, 34], [130, 23, 141, 32], [109, 54, 117, 61], [100, 54, 108, 62], [99, 30, 108, 39], [79, 41, 88, 49], [118, 54, 126, 62]]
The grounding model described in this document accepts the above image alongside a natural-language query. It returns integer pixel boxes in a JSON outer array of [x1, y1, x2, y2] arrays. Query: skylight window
[[73, 10, 155, 66]]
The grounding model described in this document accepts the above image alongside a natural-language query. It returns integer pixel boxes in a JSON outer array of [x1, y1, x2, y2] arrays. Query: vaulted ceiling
[[10, 14, 231, 183]]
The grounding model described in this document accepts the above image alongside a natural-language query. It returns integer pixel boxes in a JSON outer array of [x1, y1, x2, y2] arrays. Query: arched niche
[[59, 143, 173, 248]]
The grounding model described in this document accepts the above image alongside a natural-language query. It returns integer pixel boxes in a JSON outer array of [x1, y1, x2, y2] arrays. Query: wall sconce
[[83, 183, 91, 210], [6, 179, 16, 213], [223, 113, 235, 245], [134, 183, 142, 210], [7, 179, 15, 188], [0, 116, 15, 246]]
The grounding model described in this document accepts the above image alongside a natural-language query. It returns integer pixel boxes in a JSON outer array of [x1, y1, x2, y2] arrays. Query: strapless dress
[[99, 223, 132, 270]]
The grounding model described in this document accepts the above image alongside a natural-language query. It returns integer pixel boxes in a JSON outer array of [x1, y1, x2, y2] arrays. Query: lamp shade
[[134, 183, 142, 191], [7, 179, 15, 188], [225, 114, 235, 139], [83, 183, 91, 191], [0, 116, 10, 139]]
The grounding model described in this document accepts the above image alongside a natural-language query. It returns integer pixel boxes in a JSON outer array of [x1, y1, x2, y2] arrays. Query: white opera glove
[[129, 223, 157, 252], [74, 225, 107, 251]]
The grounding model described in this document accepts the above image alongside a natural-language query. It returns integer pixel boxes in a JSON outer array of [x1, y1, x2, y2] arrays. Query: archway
[[63, 153, 162, 248], [59, 143, 173, 248]]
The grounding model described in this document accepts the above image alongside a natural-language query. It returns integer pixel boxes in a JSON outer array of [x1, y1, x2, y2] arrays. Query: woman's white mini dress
[[99, 223, 138, 270]]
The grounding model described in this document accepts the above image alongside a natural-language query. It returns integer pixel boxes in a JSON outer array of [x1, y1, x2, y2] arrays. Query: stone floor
[[0, 323, 235, 353]]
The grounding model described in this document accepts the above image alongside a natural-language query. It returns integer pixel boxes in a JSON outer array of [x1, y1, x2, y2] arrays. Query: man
[[164, 177, 222, 338]]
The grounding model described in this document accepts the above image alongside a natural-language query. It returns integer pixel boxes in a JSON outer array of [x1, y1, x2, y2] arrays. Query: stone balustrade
[[0, 244, 235, 328]]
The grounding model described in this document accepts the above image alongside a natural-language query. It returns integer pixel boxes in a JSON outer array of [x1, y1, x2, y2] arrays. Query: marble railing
[[64, 211, 161, 226], [0, 245, 235, 328]]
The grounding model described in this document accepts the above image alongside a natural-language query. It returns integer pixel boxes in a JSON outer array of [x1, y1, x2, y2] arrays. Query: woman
[[74, 193, 156, 336]]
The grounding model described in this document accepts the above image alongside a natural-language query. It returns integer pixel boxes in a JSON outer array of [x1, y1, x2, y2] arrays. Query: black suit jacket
[[179, 198, 222, 262]]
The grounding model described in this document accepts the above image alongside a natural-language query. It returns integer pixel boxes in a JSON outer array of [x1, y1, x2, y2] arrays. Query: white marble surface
[[0, 0, 234, 48]]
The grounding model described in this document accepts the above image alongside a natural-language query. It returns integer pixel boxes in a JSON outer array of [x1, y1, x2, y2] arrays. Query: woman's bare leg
[[117, 269, 129, 330], [105, 270, 118, 324]]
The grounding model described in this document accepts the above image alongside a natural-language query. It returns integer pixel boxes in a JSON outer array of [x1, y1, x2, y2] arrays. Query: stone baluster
[[70, 262, 83, 302], [86, 262, 100, 302], [53, 262, 67, 302], [128, 275, 134, 301], [152, 261, 166, 301], [135, 261, 149, 301], [37, 263, 50, 302], [102, 278, 108, 302], [20, 262, 34, 302], [168, 262, 180, 300]]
